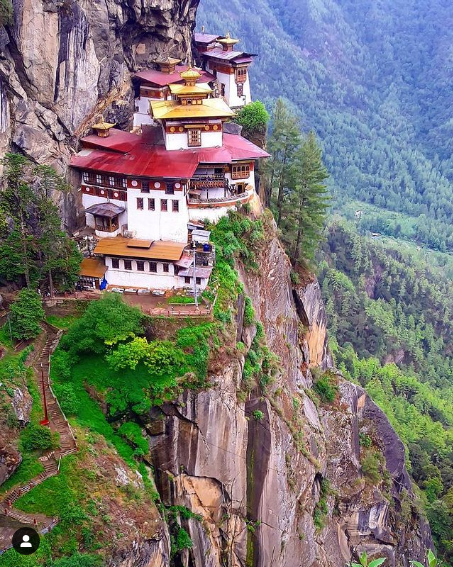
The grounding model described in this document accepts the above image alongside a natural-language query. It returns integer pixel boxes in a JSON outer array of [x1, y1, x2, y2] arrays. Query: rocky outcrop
[[0, 0, 199, 226], [146, 231, 432, 567]]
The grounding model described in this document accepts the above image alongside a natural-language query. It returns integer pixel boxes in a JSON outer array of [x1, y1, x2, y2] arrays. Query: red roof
[[194, 32, 221, 44], [71, 131, 269, 179], [81, 129, 141, 154], [202, 49, 256, 62], [223, 134, 270, 160], [134, 65, 215, 87]]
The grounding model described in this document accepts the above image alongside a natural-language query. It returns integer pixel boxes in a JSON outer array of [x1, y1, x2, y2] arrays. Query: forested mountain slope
[[197, 0, 453, 250]]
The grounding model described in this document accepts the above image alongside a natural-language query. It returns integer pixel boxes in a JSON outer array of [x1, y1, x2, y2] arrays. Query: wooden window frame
[[172, 200, 179, 212], [141, 181, 150, 193], [148, 198, 155, 211], [161, 199, 168, 212], [149, 262, 157, 273], [163, 263, 170, 273], [165, 183, 175, 195], [188, 129, 202, 147], [136, 261, 145, 272], [112, 258, 119, 269], [137, 197, 144, 210], [184, 276, 191, 284], [124, 260, 132, 271], [231, 164, 250, 180]]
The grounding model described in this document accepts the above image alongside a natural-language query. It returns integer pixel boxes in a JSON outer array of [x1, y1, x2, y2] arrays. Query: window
[[148, 198, 155, 211], [232, 164, 250, 179], [124, 260, 132, 270], [137, 198, 144, 210], [184, 276, 191, 284], [112, 258, 119, 269], [196, 277, 202, 285], [137, 261, 144, 271], [163, 263, 169, 273], [188, 129, 201, 147], [165, 183, 175, 195], [149, 262, 157, 273], [236, 67, 247, 82], [172, 200, 179, 212], [237, 83, 244, 97], [109, 176, 115, 187], [122, 178, 127, 188], [161, 199, 168, 212], [141, 181, 150, 193], [96, 174, 102, 184]]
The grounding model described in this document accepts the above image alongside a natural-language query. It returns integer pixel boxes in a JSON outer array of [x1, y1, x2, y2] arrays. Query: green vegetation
[[313, 477, 330, 530], [168, 295, 194, 304], [350, 552, 386, 567], [0, 153, 82, 291], [266, 100, 330, 264], [21, 424, 55, 452], [0, 0, 12, 26], [233, 100, 269, 140], [9, 288, 44, 340], [320, 223, 453, 563], [312, 370, 338, 404]]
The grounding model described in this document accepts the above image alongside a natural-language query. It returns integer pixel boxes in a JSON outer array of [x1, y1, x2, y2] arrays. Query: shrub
[[0, 0, 13, 26], [53, 383, 79, 416], [21, 424, 54, 452], [361, 449, 383, 484], [234, 101, 270, 139], [9, 289, 44, 340], [313, 371, 338, 403], [359, 432, 372, 447], [175, 527, 193, 551], [252, 409, 264, 421], [50, 553, 103, 567], [60, 293, 143, 356], [243, 296, 255, 326]]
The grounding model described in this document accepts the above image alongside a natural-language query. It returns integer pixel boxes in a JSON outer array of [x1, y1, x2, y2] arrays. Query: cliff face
[[146, 232, 432, 567], [0, 0, 198, 224]]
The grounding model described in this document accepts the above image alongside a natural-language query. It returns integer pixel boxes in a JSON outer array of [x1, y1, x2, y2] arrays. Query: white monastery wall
[[165, 129, 222, 150], [126, 188, 189, 242]]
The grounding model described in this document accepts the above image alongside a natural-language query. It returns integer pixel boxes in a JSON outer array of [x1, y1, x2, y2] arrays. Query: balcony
[[188, 184, 253, 207]]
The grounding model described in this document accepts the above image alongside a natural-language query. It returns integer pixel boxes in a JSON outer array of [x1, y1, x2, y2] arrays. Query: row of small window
[[137, 198, 179, 212], [111, 259, 171, 273], [141, 182, 176, 194], [83, 173, 126, 188]]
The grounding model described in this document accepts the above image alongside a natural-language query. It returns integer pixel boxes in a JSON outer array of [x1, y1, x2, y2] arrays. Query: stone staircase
[[0, 322, 77, 549]]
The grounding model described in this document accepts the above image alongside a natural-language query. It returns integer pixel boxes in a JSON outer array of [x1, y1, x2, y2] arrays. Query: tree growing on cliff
[[233, 101, 270, 142], [283, 131, 330, 264], [266, 98, 301, 214], [0, 0, 13, 26], [0, 153, 82, 291], [9, 288, 45, 340]]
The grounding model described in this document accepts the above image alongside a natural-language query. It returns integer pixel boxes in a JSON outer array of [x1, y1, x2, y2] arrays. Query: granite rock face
[[0, 0, 199, 226], [146, 232, 433, 567]]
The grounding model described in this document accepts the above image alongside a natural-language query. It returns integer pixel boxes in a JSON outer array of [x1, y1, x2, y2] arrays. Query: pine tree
[[284, 132, 330, 265], [0, 153, 82, 291], [266, 98, 301, 217]]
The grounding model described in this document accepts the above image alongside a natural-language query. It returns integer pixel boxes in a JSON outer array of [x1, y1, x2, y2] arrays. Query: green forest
[[197, 0, 453, 251], [198, 0, 453, 562], [318, 223, 453, 561]]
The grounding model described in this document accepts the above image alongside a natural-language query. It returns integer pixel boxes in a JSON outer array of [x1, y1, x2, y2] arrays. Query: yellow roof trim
[[169, 83, 212, 95], [151, 98, 235, 120]]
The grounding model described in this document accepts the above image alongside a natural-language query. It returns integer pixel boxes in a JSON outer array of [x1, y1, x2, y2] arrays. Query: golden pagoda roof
[[151, 98, 235, 120], [218, 32, 239, 46], [180, 67, 202, 80], [169, 83, 213, 96], [92, 120, 116, 130], [154, 56, 182, 65]]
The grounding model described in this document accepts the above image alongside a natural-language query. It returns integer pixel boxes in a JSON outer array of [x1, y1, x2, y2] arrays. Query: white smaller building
[[194, 32, 256, 109]]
